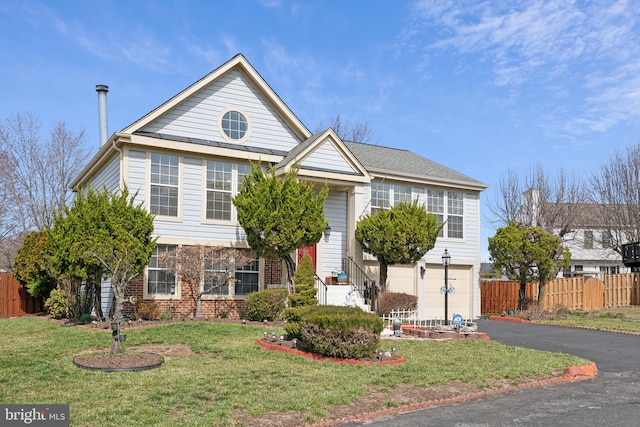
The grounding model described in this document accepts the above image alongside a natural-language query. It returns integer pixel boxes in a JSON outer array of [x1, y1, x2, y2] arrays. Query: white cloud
[[407, 0, 640, 134]]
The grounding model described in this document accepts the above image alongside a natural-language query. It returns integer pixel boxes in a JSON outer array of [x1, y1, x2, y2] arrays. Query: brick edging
[[307, 361, 598, 427]]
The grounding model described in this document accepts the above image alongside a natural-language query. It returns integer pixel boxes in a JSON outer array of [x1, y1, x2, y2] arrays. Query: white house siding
[[141, 70, 300, 152], [301, 140, 356, 173], [323, 190, 348, 277], [89, 154, 120, 193]]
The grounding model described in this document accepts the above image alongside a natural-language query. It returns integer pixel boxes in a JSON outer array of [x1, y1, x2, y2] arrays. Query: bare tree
[[589, 144, 640, 253], [488, 165, 587, 239], [159, 245, 255, 318], [317, 113, 375, 143], [0, 113, 88, 269]]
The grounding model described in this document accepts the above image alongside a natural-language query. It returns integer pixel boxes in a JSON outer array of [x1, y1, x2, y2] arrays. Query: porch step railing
[[345, 255, 378, 313], [314, 274, 327, 306]]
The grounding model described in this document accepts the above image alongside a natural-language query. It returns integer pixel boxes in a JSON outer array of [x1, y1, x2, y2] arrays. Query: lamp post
[[441, 248, 451, 325]]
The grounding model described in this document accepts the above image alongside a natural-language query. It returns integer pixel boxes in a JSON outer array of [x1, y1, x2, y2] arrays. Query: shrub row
[[377, 292, 417, 315]]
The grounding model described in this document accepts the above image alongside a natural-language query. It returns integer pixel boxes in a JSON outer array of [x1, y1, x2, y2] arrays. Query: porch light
[[420, 265, 426, 279], [324, 223, 331, 239]]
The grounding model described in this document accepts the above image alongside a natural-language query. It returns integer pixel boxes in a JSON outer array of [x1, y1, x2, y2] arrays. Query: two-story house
[[72, 54, 487, 321]]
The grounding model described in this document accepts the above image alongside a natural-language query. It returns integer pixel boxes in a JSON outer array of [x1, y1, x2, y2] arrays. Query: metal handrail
[[345, 255, 378, 312], [314, 273, 328, 306]]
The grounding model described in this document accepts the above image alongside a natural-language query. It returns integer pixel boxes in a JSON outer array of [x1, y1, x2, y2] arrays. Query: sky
[[2, 0, 640, 261]]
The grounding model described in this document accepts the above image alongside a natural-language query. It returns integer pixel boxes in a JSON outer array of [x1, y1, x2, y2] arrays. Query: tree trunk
[[111, 286, 123, 354], [195, 294, 202, 318], [537, 282, 547, 309], [379, 262, 388, 293], [518, 281, 526, 311], [284, 254, 296, 295]]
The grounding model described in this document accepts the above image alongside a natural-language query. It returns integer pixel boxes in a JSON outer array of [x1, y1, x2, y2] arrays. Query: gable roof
[[344, 141, 488, 191], [122, 54, 311, 141], [275, 129, 369, 179]]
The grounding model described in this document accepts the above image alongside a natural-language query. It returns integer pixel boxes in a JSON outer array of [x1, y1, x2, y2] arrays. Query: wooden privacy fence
[[481, 273, 640, 313], [0, 272, 44, 318]]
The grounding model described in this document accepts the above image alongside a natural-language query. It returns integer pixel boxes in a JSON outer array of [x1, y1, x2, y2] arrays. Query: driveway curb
[[308, 362, 597, 426]]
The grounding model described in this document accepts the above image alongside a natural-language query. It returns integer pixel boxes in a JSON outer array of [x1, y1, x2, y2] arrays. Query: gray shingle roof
[[344, 141, 487, 189]]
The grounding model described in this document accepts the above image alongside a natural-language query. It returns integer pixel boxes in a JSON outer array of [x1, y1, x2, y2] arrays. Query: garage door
[[424, 264, 473, 320]]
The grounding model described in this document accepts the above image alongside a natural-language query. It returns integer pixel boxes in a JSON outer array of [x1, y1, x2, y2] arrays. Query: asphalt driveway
[[339, 319, 640, 427]]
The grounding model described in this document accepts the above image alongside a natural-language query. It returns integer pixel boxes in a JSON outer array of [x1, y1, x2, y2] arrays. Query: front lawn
[[537, 306, 640, 333], [0, 317, 587, 426]]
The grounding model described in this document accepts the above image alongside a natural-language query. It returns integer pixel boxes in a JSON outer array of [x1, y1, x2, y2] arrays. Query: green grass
[[0, 317, 587, 426], [537, 306, 640, 332]]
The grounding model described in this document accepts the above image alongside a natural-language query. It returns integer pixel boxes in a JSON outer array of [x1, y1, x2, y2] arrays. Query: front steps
[[324, 285, 370, 312]]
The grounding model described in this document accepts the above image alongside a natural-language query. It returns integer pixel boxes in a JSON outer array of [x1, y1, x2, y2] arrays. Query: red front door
[[297, 245, 317, 269]]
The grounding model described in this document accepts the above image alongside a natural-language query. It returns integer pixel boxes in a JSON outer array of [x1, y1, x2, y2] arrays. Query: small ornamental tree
[[290, 253, 318, 307], [355, 201, 442, 292], [159, 245, 255, 318], [233, 163, 328, 294], [13, 230, 56, 298], [52, 186, 156, 353], [489, 222, 570, 310]]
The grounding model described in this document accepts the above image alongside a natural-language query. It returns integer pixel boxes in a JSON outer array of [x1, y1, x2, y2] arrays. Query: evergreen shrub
[[245, 288, 288, 321], [284, 305, 383, 359]]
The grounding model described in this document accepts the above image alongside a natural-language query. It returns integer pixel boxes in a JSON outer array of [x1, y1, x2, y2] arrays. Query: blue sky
[[2, 0, 640, 261]]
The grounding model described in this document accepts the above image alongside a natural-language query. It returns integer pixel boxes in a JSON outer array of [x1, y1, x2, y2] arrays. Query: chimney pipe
[[96, 84, 109, 147]]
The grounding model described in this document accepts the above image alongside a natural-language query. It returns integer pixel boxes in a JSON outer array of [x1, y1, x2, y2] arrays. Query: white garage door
[[424, 264, 473, 320]]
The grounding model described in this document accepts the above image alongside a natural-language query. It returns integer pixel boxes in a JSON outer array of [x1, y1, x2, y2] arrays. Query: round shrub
[[284, 305, 383, 359], [44, 288, 68, 319], [245, 288, 288, 321]]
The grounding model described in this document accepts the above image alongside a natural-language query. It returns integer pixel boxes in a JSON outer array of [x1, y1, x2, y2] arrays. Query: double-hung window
[[235, 256, 260, 296], [203, 257, 229, 296], [147, 244, 177, 296], [447, 192, 464, 238], [427, 189, 445, 237], [370, 182, 390, 213], [150, 153, 179, 216], [206, 160, 233, 220], [394, 184, 412, 205], [427, 189, 464, 239]]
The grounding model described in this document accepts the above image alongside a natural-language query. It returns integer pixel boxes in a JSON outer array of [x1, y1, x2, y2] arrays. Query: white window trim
[[147, 152, 183, 222], [144, 244, 182, 300], [218, 107, 252, 144]]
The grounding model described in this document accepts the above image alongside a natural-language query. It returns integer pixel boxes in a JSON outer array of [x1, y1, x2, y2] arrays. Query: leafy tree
[[488, 222, 570, 310], [233, 163, 328, 294], [159, 245, 255, 318], [13, 230, 56, 298], [290, 253, 318, 307], [355, 200, 442, 292], [52, 186, 156, 353]]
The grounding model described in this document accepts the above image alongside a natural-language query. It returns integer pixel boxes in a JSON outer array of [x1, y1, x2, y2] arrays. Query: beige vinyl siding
[[89, 154, 120, 193], [387, 265, 417, 295], [300, 140, 356, 173], [141, 70, 300, 152]]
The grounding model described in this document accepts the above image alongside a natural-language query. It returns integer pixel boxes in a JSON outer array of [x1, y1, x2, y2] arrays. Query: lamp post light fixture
[[441, 248, 451, 325]]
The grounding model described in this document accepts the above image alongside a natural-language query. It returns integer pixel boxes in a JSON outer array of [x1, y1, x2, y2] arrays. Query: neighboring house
[[519, 190, 627, 278], [72, 54, 487, 321], [557, 205, 628, 278]]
